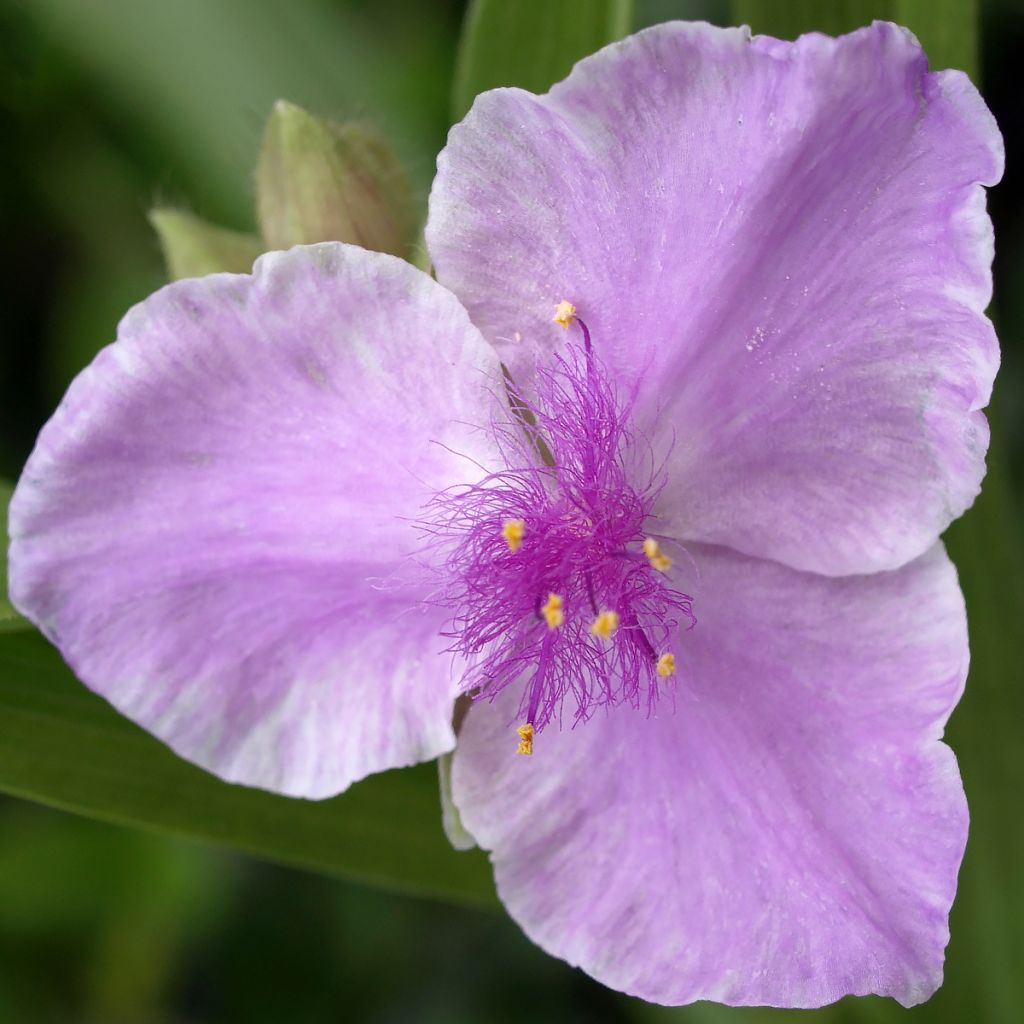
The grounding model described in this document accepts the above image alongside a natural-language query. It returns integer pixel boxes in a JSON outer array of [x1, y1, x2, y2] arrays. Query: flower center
[[427, 303, 695, 753]]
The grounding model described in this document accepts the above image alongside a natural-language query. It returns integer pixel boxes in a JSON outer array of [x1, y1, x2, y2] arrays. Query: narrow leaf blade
[[0, 629, 496, 907], [452, 0, 633, 120]]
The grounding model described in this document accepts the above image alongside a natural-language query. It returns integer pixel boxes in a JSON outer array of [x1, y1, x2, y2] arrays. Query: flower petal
[[10, 243, 503, 798], [427, 21, 1003, 575], [451, 543, 968, 1006]]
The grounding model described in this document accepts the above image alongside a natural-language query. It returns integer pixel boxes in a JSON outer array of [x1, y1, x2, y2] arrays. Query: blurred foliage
[[733, 0, 979, 77], [452, 0, 633, 118], [0, 0, 1022, 1021], [0, 0, 462, 462]]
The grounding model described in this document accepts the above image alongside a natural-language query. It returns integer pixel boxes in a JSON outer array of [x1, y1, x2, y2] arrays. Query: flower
[[7, 19, 1001, 1010]]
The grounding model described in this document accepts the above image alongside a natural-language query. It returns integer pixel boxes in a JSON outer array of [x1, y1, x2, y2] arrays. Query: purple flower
[[8, 20, 1002, 1009]]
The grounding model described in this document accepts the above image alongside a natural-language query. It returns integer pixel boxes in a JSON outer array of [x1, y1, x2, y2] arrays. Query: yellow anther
[[516, 722, 534, 755], [502, 518, 525, 553], [541, 592, 565, 629], [590, 610, 620, 639], [552, 300, 576, 328], [643, 536, 673, 572], [656, 652, 677, 679]]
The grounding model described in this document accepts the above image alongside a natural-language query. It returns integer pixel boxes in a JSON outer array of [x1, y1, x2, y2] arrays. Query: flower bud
[[256, 100, 417, 257], [149, 208, 262, 280]]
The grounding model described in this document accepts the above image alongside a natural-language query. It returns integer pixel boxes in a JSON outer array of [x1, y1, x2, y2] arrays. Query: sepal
[[256, 100, 416, 256], [149, 208, 262, 280]]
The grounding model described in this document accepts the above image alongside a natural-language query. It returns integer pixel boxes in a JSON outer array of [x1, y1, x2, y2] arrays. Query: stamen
[[424, 306, 696, 746], [516, 722, 534, 755], [656, 652, 676, 678], [552, 299, 576, 328], [541, 592, 565, 629], [590, 610, 620, 639], [502, 518, 525, 552], [643, 537, 673, 572]]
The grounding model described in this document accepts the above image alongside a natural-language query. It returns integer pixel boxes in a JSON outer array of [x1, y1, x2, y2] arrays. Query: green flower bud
[[257, 100, 417, 257], [149, 208, 262, 280]]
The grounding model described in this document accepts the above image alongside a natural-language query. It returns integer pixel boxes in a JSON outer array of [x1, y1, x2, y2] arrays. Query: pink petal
[[427, 22, 1003, 575], [10, 243, 503, 797], [451, 543, 968, 1006]]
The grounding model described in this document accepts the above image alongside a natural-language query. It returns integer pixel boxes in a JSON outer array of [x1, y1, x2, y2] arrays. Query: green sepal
[[256, 100, 417, 257], [148, 208, 263, 280]]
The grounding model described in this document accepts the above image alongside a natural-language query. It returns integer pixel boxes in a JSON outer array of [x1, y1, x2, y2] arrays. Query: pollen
[[516, 722, 534, 755], [552, 300, 576, 328], [590, 610, 620, 639], [502, 518, 525, 552], [541, 592, 565, 629], [643, 536, 673, 572], [656, 652, 676, 678]]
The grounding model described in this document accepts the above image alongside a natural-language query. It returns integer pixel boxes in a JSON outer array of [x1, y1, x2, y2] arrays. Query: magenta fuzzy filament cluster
[[426, 304, 695, 753]]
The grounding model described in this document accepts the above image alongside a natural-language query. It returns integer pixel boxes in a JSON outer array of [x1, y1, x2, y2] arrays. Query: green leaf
[[731, 0, 978, 79], [894, 0, 978, 80], [452, 0, 634, 121], [0, 628, 496, 907], [1, 479, 29, 633]]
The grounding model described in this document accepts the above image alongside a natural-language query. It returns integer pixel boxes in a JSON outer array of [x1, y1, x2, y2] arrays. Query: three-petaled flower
[[8, 20, 1002, 1008]]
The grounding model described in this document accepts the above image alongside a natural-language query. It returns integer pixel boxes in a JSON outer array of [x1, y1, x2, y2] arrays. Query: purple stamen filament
[[426, 305, 695, 754]]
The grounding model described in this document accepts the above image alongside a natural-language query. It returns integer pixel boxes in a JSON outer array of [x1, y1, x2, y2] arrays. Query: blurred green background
[[1, 1, 1021, 1021]]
